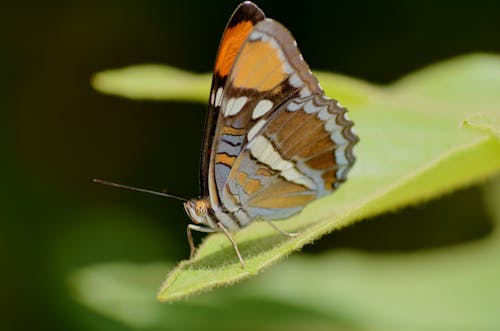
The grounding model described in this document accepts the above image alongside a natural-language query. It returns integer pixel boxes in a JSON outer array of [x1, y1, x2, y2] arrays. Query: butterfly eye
[[195, 201, 207, 217]]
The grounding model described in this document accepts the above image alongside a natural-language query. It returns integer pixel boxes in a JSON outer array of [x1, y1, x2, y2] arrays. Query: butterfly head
[[184, 198, 211, 225]]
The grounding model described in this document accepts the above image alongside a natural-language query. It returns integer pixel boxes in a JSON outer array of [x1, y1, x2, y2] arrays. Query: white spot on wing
[[225, 96, 248, 116], [252, 99, 274, 119], [215, 87, 223, 107], [317, 107, 330, 120], [247, 119, 267, 141], [304, 100, 318, 114], [287, 101, 302, 112], [289, 73, 303, 88], [273, 159, 290, 170], [258, 138, 275, 163], [335, 144, 348, 165], [300, 87, 311, 97], [248, 135, 271, 164], [325, 117, 340, 132], [330, 130, 346, 146], [281, 167, 315, 189], [249, 31, 263, 41], [282, 61, 294, 74]]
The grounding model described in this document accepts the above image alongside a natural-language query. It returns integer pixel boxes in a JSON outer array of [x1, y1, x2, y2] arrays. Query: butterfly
[[95, 1, 358, 268], [182, 1, 358, 267]]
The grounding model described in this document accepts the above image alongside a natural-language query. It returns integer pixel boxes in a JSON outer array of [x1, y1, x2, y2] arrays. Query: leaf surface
[[92, 54, 500, 301]]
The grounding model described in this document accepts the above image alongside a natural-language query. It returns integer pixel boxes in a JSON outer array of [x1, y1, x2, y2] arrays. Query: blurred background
[[2, 1, 500, 330]]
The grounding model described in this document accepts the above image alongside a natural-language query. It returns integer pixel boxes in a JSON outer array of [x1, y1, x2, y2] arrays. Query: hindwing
[[221, 94, 357, 223]]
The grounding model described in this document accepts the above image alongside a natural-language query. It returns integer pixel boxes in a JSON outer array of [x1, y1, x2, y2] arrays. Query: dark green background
[[2, 1, 499, 330]]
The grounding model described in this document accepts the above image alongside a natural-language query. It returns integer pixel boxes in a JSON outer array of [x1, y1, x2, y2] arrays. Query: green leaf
[[392, 53, 500, 106], [92, 54, 500, 301], [70, 262, 354, 331], [69, 179, 500, 331], [70, 262, 171, 329]]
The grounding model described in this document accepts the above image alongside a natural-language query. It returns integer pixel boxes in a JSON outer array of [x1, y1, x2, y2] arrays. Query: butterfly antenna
[[93, 179, 189, 202]]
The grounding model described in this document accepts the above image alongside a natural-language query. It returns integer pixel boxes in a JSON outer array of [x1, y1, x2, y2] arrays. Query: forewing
[[209, 18, 324, 207], [200, 1, 265, 196]]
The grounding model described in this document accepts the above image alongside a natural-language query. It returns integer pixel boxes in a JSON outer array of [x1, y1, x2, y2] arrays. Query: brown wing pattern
[[221, 94, 358, 221]]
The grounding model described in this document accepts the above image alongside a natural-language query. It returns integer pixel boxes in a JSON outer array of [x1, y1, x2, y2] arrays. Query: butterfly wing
[[218, 20, 358, 224], [200, 2, 265, 196], [222, 94, 357, 223], [208, 17, 327, 209]]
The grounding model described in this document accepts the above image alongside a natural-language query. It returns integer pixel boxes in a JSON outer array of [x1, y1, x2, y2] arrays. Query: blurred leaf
[[70, 180, 500, 331], [393, 54, 500, 106], [70, 262, 354, 331], [92, 65, 210, 102], [92, 54, 500, 301], [70, 262, 170, 329]]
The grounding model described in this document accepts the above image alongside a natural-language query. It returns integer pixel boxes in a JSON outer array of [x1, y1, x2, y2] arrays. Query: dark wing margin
[[199, 1, 265, 196]]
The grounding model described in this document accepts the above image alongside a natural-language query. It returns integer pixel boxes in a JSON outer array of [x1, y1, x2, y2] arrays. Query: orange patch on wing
[[249, 193, 315, 209], [245, 177, 314, 210], [221, 126, 247, 136], [215, 21, 255, 77], [216, 153, 236, 167], [267, 181, 309, 195], [322, 169, 339, 190], [237, 171, 246, 183], [233, 40, 288, 91], [237, 171, 262, 194]]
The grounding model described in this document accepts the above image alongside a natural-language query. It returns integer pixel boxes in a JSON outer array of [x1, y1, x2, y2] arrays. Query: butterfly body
[[183, 2, 358, 266]]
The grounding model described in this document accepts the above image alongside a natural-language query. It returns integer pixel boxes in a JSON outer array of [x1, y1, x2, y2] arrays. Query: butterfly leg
[[217, 222, 246, 269], [187, 224, 216, 259], [264, 219, 300, 237]]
